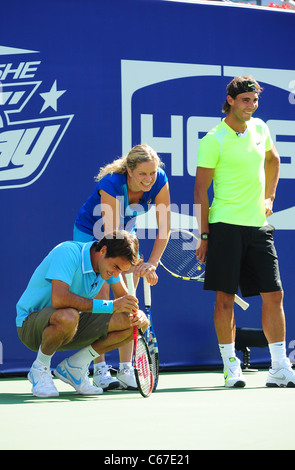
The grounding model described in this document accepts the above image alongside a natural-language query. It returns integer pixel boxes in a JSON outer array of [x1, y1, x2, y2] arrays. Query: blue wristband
[[92, 299, 113, 314]]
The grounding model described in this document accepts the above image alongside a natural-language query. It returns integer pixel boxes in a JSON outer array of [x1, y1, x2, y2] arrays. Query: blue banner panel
[[1, 0, 295, 374]]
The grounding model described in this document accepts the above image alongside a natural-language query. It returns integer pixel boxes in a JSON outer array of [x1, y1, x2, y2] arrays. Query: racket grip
[[125, 273, 135, 296], [234, 294, 249, 311], [143, 277, 151, 307]]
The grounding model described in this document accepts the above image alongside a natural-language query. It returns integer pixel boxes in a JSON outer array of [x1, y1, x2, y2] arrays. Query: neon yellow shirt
[[197, 118, 273, 227]]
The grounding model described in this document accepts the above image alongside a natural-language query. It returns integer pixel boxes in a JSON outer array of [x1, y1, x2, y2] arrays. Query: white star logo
[[40, 80, 66, 113]]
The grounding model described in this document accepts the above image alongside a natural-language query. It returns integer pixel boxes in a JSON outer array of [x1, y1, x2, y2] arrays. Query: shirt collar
[[81, 241, 96, 274]]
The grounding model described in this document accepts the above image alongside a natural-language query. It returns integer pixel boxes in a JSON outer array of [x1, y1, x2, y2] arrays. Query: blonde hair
[[95, 144, 163, 181]]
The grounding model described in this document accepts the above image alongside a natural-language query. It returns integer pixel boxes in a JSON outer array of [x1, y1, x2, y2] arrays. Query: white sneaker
[[266, 360, 295, 387], [223, 357, 246, 388], [117, 366, 137, 390], [93, 364, 120, 390], [28, 363, 59, 398], [54, 358, 103, 395]]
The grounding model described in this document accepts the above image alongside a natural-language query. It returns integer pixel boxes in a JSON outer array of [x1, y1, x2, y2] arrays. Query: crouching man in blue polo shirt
[[16, 230, 148, 398]]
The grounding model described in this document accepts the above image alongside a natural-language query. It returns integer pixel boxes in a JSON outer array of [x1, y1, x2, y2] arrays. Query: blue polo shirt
[[16, 241, 120, 327]]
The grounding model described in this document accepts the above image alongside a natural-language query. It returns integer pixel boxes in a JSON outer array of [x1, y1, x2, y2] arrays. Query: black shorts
[[204, 222, 282, 297], [17, 307, 112, 352]]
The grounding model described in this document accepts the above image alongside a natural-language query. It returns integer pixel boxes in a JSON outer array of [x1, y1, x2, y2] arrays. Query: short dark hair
[[93, 230, 140, 266], [222, 76, 263, 114]]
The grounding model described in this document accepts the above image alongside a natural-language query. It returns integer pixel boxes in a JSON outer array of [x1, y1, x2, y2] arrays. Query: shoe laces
[[97, 364, 113, 376], [119, 366, 134, 375], [34, 367, 54, 385], [224, 359, 242, 377], [228, 366, 242, 377]]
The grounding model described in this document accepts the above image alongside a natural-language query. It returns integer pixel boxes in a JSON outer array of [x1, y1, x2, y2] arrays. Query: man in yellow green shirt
[[194, 76, 295, 388]]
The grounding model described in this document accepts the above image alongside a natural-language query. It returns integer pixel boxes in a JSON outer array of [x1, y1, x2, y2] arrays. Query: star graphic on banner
[[40, 80, 66, 113]]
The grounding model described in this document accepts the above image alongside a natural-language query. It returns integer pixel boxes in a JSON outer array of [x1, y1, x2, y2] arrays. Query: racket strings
[[135, 336, 153, 395], [148, 335, 159, 389], [161, 234, 204, 277], [145, 309, 159, 392]]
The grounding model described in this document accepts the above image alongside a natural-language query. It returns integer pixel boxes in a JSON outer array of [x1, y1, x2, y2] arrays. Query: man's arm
[[51, 279, 139, 314], [99, 190, 120, 233], [134, 182, 171, 285], [265, 144, 280, 217], [51, 280, 93, 312], [194, 166, 214, 263]]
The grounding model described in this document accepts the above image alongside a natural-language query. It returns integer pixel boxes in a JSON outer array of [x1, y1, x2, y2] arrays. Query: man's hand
[[196, 238, 208, 264], [112, 294, 138, 314], [265, 198, 274, 217]]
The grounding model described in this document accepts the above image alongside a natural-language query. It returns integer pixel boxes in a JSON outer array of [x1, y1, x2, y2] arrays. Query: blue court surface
[[1, 369, 294, 451]]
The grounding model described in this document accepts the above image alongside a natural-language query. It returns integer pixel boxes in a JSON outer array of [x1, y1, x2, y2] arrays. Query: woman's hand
[[133, 262, 158, 285], [129, 309, 149, 332]]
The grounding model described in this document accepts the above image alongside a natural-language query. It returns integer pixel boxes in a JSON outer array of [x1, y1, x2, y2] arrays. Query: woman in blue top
[[74, 144, 171, 390]]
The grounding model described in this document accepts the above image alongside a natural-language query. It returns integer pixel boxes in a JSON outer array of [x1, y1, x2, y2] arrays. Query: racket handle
[[125, 273, 135, 296], [234, 294, 249, 311], [143, 277, 151, 307]]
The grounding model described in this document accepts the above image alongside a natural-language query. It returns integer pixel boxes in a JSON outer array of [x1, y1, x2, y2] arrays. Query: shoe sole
[[225, 380, 246, 388], [94, 381, 120, 391], [266, 381, 295, 388], [118, 384, 138, 391], [31, 390, 59, 398]]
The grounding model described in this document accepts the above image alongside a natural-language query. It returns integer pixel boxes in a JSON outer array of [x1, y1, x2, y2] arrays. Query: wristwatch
[[200, 232, 209, 240]]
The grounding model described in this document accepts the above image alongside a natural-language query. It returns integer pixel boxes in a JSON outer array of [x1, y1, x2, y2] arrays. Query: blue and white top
[[74, 168, 168, 238]]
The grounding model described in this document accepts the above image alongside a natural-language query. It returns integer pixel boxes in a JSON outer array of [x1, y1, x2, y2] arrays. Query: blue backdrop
[[1, 0, 294, 373]]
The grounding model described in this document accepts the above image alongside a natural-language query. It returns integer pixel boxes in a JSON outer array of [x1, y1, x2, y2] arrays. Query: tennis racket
[[143, 277, 159, 392], [159, 229, 249, 311], [125, 273, 153, 398]]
